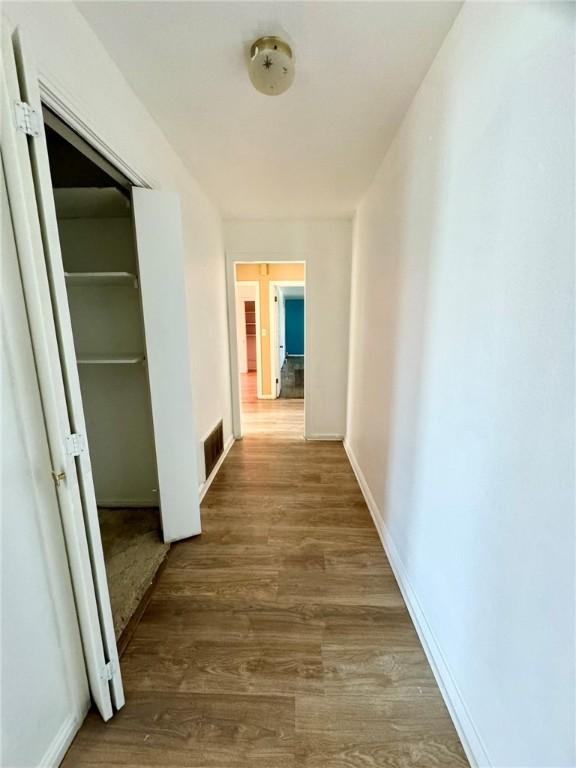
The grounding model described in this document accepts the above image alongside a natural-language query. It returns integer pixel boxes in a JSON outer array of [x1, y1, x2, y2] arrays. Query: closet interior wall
[[55, 187, 159, 507]]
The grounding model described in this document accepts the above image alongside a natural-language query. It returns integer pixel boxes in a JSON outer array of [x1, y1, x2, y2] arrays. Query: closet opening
[[43, 109, 169, 648]]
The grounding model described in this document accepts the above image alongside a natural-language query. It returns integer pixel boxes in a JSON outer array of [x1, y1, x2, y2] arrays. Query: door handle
[[51, 469, 67, 487]]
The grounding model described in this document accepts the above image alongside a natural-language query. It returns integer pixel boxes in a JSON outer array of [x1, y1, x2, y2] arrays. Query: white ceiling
[[78, 1, 461, 219]]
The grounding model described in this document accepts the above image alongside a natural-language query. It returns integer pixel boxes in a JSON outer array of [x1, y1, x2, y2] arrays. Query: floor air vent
[[204, 420, 224, 480]]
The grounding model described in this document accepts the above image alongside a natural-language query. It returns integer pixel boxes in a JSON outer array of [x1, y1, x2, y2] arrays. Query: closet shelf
[[77, 355, 145, 365], [65, 271, 138, 287]]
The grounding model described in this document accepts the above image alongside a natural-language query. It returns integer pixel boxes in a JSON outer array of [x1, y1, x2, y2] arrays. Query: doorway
[[270, 282, 305, 399], [233, 262, 305, 438], [235, 281, 261, 404], [43, 111, 169, 646]]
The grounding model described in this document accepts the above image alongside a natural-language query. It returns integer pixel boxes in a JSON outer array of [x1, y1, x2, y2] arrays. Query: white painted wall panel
[[346, 4, 575, 765], [225, 219, 352, 439]]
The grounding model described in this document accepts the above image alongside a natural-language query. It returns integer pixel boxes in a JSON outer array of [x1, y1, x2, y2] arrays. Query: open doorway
[[235, 281, 261, 403], [43, 110, 169, 648], [234, 262, 305, 437], [272, 283, 305, 399]]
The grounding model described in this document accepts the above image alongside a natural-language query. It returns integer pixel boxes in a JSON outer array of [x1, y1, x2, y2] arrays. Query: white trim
[[226, 255, 309, 439], [343, 440, 491, 768], [254, 284, 264, 400], [234, 289, 248, 375], [234, 280, 263, 401], [40, 711, 87, 768], [225, 257, 242, 438], [306, 434, 343, 441], [38, 79, 151, 189], [268, 279, 305, 399], [198, 435, 235, 502]]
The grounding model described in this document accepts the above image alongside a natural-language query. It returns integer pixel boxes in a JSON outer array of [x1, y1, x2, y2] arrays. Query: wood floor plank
[[296, 735, 469, 768], [122, 636, 324, 695], [321, 648, 437, 695], [277, 571, 405, 608], [62, 396, 468, 767], [154, 568, 279, 602], [295, 694, 458, 740], [64, 692, 295, 767]]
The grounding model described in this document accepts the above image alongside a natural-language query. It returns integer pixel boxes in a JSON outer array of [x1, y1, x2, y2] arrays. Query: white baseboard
[[199, 435, 235, 502], [40, 710, 85, 767], [343, 439, 491, 768], [305, 434, 344, 441]]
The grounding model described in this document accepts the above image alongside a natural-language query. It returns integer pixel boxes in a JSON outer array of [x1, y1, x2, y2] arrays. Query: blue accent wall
[[285, 299, 304, 355]]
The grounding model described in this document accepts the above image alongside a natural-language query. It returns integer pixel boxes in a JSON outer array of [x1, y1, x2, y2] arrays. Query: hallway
[[62, 422, 467, 766], [3, 3, 573, 766]]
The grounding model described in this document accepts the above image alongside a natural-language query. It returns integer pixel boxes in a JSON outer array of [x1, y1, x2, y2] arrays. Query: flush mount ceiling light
[[248, 36, 294, 96]]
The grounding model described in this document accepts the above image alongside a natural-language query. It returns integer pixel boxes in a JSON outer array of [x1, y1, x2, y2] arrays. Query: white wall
[[225, 220, 352, 439], [58, 212, 159, 506], [2, 171, 89, 767], [346, 3, 575, 767], [4, 2, 233, 479]]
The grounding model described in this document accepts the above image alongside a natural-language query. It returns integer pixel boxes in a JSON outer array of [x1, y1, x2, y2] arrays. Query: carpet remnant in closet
[[98, 508, 169, 639]]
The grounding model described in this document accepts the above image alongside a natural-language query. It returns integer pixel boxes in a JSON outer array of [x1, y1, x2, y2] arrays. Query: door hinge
[[276, 378, 279, 384], [101, 661, 116, 682], [65, 433, 86, 457], [14, 101, 40, 137], [274, 296, 278, 302]]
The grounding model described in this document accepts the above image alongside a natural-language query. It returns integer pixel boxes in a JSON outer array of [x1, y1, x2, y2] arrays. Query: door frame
[[268, 280, 305, 399], [39, 77, 150, 190], [225, 256, 308, 439], [233, 279, 263, 401]]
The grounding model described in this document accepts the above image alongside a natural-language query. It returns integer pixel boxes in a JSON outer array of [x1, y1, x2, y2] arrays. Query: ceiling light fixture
[[248, 36, 294, 96]]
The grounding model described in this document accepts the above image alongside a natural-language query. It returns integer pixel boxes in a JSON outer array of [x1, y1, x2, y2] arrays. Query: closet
[[45, 118, 168, 642], [4, 20, 201, 728]]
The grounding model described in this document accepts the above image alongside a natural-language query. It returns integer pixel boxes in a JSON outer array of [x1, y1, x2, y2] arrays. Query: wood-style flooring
[[241, 371, 305, 439], [62, 398, 468, 767]]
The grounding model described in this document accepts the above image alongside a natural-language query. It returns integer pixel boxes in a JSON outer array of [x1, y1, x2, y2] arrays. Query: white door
[[132, 188, 201, 541], [1, 161, 89, 767], [2, 24, 123, 718]]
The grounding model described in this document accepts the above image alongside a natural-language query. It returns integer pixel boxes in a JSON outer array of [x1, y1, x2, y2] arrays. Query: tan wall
[[235, 262, 305, 396]]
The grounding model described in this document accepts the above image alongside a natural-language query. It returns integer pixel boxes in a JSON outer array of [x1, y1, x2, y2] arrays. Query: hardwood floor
[[62, 415, 468, 766], [241, 371, 305, 438]]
